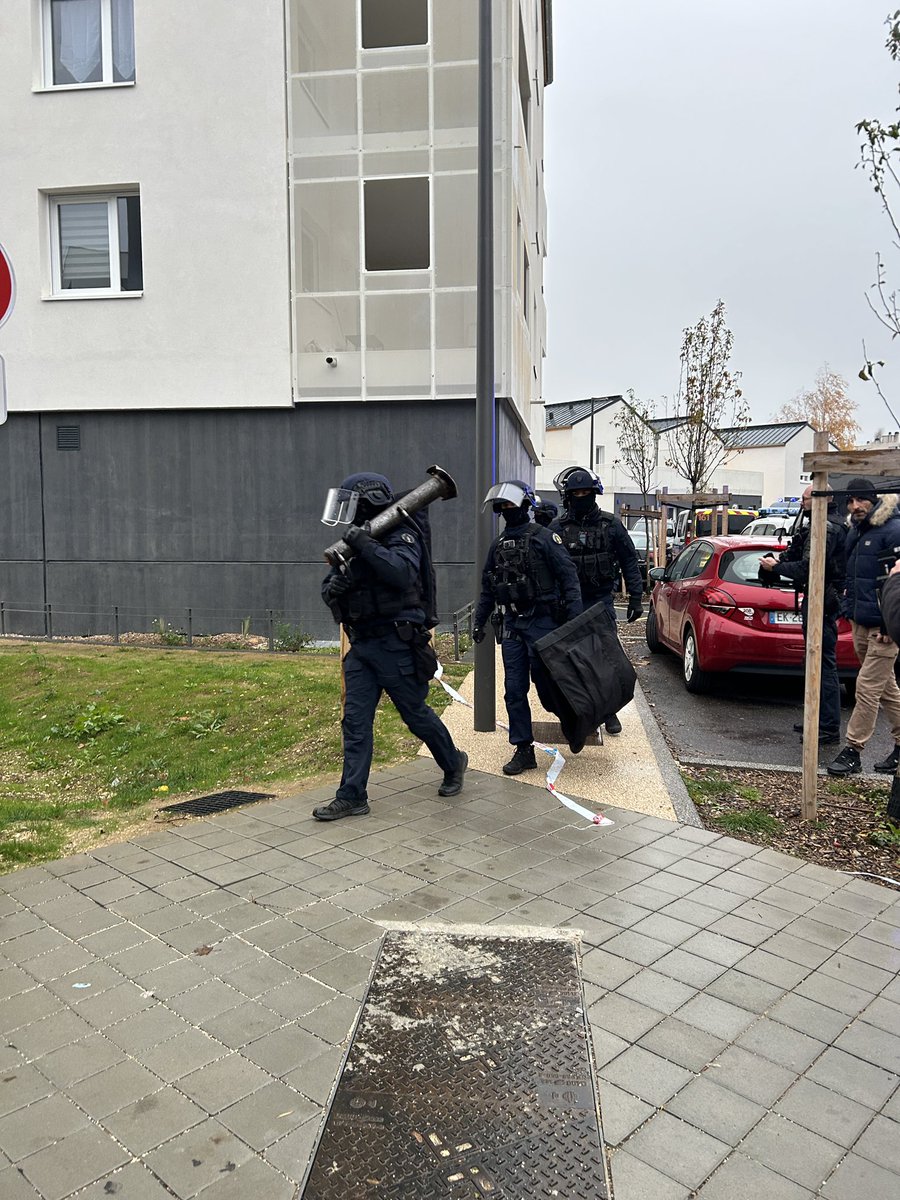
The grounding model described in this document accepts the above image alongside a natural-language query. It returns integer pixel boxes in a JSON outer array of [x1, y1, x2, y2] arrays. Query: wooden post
[[801, 430, 830, 821]]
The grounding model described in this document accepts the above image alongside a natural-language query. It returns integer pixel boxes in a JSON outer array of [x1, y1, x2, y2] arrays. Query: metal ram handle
[[324, 465, 458, 567]]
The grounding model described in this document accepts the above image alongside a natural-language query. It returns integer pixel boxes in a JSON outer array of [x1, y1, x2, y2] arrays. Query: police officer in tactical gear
[[534, 500, 558, 528], [473, 481, 583, 775], [550, 467, 643, 736], [316, 472, 467, 820]]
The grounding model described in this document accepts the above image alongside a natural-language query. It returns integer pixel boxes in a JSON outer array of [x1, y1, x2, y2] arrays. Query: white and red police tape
[[433, 664, 613, 827]]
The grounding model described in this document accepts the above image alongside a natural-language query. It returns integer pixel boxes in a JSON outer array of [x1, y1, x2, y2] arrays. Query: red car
[[646, 537, 860, 693]]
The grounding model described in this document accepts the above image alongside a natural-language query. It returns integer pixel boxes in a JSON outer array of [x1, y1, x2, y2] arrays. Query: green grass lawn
[[0, 644, 470, 873]]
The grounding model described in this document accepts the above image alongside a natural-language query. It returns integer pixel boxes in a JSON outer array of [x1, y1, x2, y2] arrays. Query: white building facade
[[0, 1, 553, 636]]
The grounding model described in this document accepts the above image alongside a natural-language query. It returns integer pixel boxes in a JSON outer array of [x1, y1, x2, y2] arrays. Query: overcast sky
[[542, 0, 900, 439]]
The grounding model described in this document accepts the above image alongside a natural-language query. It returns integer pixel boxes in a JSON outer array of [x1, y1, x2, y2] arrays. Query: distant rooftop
[[717, 422, 809, 450], [544, 396, 623, 428]]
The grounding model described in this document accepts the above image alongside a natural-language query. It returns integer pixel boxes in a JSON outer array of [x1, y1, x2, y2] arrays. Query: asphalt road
[[620, 623, 897, 772]]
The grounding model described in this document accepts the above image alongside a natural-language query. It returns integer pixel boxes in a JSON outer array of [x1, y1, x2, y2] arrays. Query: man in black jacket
[[550, 467, 643, 736], [318, 472, 467, 820], [759, 484, 846, 746], [474, 481, 583, 774], [826, 478, 900, 777]]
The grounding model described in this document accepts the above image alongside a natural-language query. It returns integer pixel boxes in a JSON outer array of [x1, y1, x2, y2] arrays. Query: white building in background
[[537, 397, 765, 505], [0, 1, 553, 635]]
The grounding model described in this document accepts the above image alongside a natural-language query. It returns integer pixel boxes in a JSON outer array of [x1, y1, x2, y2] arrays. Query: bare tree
[[615, 392, 658, 560], [774, 365, 861, 449], [857, 10, 900, 424], [665, 299, 749, 492]]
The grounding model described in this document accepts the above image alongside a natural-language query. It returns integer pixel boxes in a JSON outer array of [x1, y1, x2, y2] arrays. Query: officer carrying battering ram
[[316, 472, 467, 821], [549, 467, 644, 736], [473, 481, 583, 776]]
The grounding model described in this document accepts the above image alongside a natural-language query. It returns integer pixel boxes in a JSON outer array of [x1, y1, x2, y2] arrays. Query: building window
[[364, 178, 429, 271], [49, 192, 142, 295], [43, 0, 135, 87], [517, 13, 531, 143], [361, 0, 428, 49]]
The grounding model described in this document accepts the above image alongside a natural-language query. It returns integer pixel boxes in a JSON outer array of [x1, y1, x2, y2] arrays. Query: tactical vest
[[337, 533, 424, 626], [489, 526, 556, 615], [558, 517, 614, 588]]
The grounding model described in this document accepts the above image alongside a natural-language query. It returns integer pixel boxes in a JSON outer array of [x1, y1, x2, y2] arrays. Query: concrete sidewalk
[[1, 762, 899, 1199]]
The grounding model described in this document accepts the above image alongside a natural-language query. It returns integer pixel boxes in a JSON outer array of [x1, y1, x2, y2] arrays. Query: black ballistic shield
[[535, 604, 637, 748], [323, 465, 458, 567]]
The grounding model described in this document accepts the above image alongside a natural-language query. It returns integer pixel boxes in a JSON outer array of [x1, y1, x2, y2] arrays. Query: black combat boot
[[503, 744, 538, 776], [438, 751, 468, 797], [874, 744, 900, 774], [313, 795, 370, 821], [605, 714, 623, 736]]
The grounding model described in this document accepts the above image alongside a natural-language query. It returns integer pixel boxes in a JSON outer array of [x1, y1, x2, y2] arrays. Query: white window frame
[[40, 0, 135, 91], [47, 190, 141, 299]]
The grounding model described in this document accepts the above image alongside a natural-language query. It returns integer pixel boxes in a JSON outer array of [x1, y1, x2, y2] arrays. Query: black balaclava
[[494, 502, 530, 528], [567, 493, 597, 521]]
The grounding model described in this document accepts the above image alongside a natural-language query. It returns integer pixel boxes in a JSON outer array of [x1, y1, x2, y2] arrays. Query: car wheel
[[682, 627, 710, 694], [645, 605, 665, 653]]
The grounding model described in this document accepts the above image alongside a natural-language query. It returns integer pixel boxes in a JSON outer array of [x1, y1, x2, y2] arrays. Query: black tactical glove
[[323, 573, 352, 604], [472, 626, 486, 644], [626, 595, 644, 623], [344, 522, 373, 553]]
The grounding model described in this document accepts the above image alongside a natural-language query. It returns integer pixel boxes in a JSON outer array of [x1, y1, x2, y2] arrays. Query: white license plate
[[768, 610, 802, 626]]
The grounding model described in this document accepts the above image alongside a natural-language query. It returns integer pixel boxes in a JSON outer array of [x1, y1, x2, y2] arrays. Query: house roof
[[544, 396, 624, 429], [647, 416, 689, 433], [716, 422, 809, 450]]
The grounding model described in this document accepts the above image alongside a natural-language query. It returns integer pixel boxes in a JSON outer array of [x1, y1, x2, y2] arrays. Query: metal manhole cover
[[158, 790, 275, 818], [302, 927, 610, 1199]]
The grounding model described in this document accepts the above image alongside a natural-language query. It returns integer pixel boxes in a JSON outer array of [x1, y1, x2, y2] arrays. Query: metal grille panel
[[158, 790, 275, 818], [302, 928, 610, 1199]]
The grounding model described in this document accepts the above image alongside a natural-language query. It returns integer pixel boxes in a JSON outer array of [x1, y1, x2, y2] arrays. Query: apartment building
[[0, 0, 552, 636]]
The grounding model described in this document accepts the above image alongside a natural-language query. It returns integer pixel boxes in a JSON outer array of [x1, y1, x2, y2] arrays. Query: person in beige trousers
[[828, 478, 900, 776]]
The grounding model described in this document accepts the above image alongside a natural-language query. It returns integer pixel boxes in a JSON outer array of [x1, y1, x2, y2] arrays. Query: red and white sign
[[0, 241, 15, 331]]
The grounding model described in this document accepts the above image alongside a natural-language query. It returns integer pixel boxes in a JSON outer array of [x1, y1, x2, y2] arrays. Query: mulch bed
[[683, 764, 900, 891]]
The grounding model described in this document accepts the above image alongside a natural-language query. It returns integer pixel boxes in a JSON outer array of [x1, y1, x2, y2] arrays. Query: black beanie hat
[[845, 477, 877, 503]]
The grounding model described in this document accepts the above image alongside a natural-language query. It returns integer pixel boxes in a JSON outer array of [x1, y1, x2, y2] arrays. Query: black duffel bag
[[535, 603, 637, 749]]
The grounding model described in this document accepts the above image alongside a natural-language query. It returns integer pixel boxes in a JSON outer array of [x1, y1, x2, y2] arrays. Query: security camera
[[325, 355, 338, 368]]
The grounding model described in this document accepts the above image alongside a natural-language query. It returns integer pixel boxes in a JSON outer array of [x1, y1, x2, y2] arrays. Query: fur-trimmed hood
[[847, 493, 900, 528]]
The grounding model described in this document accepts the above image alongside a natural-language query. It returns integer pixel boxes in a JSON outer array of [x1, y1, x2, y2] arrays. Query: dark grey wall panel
[[0, 416, 44, 559], [2, 401, 532, 637], [0, 564, 45, 633], [496, 399, 535, 486]]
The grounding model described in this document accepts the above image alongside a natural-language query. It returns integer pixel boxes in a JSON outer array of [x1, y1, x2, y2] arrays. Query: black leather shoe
[[799, 732, 840, 745], [438, 751, 468, 796], [313, 796, 370, 821], [874, 744, 900, 774], [605, 714, 623, 736], [503, 745, 537, 775], [827, 746, 862, 777]]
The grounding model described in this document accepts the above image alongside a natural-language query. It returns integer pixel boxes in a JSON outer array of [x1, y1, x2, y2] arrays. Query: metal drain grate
[[158, 790, 276, 818], [302, 927, 610, 1199]]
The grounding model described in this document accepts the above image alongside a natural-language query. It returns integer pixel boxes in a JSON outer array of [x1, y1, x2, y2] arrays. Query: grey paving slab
[[66, 1059, 163, 1119], [821, 1151, 900, 1199], [739, 1113, 845, 1190], [701, 1045, 798, 1107], [17, 1124, 130, 1200], [807, 1045, 899, 1109], [625, 1110, 731, 1189], [599, 1044, 694, 1106], [143, 1117, 256, 1198], [666, 1075, 766, 1145], [695, 1153, 816, 1199], [75, 1161, 177, 1199], [774, 1076, 876, 1146], [853, 1113, 900, 1173], [834, 1019, 900, 1074], [736, 1017, 827, 1073], [100, 1086, 206, 1154], [609, 1148, 693, 1199], [596, 1078, 654, 1146], [638, 1015, 728, 1073], [217, 1080, 318, 1150], [0, 1092, 87, 1160]]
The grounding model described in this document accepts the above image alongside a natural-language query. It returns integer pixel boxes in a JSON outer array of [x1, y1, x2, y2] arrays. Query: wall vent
[[56, 425, 81, 451]]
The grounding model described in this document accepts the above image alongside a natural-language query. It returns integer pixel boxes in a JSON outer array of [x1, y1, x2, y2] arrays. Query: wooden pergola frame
[[800, 437, 900, 818]]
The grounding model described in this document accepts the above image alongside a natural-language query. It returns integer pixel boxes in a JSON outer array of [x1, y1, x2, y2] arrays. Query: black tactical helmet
[[561, 467, 603, 496]]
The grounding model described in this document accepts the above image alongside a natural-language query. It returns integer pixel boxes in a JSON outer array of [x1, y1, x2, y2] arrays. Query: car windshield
[[629, 530, 648, 548], [719, 548, 786, 588]]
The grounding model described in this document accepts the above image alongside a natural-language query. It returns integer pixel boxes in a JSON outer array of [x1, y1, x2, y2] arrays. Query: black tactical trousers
[[337, 630, 458, 803]]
